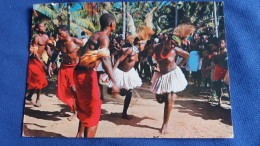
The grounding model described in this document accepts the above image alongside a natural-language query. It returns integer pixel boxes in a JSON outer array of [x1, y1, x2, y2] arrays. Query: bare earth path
[[23, 78, 233, 138]]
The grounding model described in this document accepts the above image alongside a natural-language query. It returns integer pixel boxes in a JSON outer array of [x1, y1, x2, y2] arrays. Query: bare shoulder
[[99, 33, 109, 44], [43, 34, 49, 39], [33, 34, 39, 39], [99, 32, 109, 40], [89, 32, 101, 41], [123, 47, 133, 54]]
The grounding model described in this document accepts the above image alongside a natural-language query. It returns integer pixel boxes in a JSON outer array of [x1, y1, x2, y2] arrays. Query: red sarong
[[214, 65, 228, 80], [73, 69, 101, 127], [57, 63, 77, 111], [27, 58, 48, 90]]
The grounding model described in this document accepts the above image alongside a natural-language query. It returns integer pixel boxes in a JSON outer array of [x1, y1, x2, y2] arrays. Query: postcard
[[23, 1, 233, 138]]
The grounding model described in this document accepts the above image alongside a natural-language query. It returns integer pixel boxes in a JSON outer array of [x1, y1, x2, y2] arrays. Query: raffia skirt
[[151, 66, 188, 94], [107, 68, 142, 90]]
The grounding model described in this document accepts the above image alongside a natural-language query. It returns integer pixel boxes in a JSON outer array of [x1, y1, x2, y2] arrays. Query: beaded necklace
[[160, 42, 171, 59]]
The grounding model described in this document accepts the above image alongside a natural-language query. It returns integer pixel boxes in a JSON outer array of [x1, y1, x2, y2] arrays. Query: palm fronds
[[73, 18, 95, 32], [70, 22, 92, 36], [126, 12, 136, 36], [33, 5, 58, 19], [71, 10, 87, 19], [144, 7, 156, 29]]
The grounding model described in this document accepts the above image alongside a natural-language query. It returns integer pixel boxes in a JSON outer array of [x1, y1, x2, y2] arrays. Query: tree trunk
[[122, 2, 126, 42], [214, 2, 218, 38], [175, 1, 178, 28], [126, 2, 129, 40], [67, 3, 71, 34]]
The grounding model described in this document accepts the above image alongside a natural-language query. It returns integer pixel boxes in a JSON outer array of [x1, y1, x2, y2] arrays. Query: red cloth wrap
[[214, 65, 228, 80], [57, 63, 77, 111], [27, 58, 48, 90], [73, 69, 102, 127]]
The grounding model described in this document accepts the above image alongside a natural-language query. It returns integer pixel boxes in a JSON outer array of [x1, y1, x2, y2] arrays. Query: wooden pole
[[175, 1, 178, 28], [214, 2, 219, 38], [122, 2, 126, 42]]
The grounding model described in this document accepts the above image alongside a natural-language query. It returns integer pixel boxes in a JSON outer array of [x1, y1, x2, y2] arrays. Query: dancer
[[106, 9, 155, 119], [26, 22, 52, 107], [107, 37, 147, 119], [212, 39, 228, 106], [73, 13, 119, 138], [148, 29, 190, 135], [48, 25, 84, 121]]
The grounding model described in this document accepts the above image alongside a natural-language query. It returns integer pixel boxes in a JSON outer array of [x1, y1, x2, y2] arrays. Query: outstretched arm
[[174, 47, 190, 67]]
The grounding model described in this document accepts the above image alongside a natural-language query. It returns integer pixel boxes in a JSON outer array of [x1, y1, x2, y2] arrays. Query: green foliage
[[33, 5, 58, 19], [129, 1, 224, 35], [31, 2, 225, 39], [73, 18, 95, 32]]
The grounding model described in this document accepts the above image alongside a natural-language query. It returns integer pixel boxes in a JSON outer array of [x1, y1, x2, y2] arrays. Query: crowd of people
[[25, 12, 229, 138], [109, 28, 229, 103]]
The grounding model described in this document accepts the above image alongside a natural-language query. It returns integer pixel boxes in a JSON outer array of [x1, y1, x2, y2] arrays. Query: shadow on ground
[[41, 80, 57, 98], [100, 109, 160, 131], [23, 124, 65, 137], [175, 99, 232, 126], [23, 105, 71, 121]]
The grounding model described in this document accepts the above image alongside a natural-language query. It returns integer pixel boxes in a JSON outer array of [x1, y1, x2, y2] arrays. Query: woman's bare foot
[[67, 113, 77, 121], [161, 124, 169, 135]]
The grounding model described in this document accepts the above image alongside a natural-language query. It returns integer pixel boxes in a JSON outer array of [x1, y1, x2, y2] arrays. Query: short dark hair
[[209, 38, 218, 46], [163, 32, 169, 36], [134, 37, 140, 45], [35, 22, 44, 30], [58, 25, 69, 32], [151, 34, 158, 39], [100, 13, 115, 29], [81, 31, 86, 36]]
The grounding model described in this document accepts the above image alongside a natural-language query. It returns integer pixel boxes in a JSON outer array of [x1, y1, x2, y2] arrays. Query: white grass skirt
[[108, 68, 142, 90], [151, 66, 188, 94]]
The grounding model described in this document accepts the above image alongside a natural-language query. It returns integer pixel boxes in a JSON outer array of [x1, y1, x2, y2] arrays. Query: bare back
[[84, 31, 109, 52]]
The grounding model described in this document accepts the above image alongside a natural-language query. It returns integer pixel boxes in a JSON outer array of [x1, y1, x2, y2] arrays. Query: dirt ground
[[23, 76, 233, 138]]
